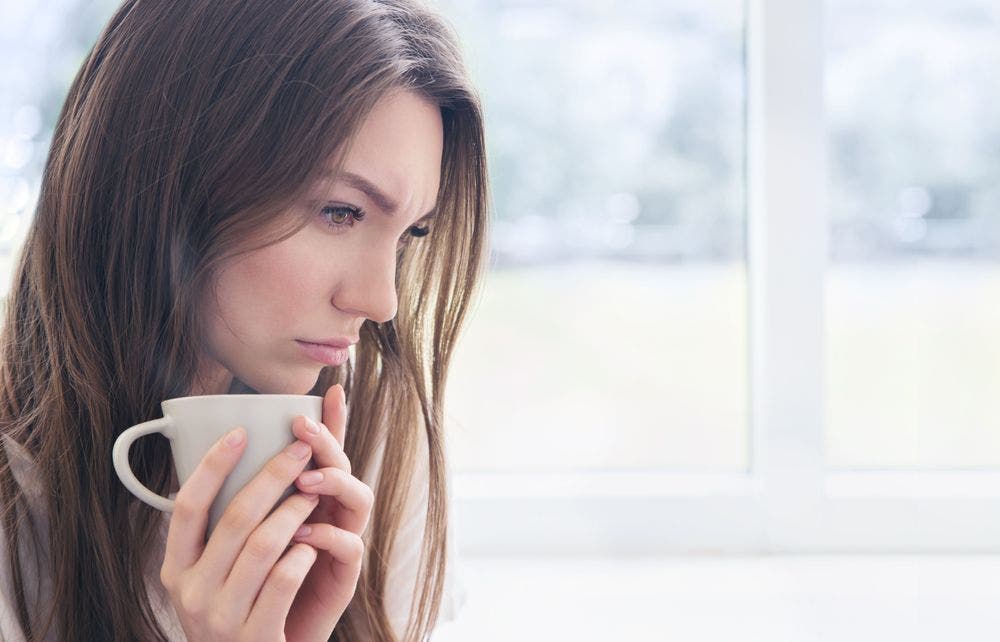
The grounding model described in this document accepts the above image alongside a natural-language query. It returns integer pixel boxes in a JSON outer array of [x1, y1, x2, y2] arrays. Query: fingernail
[[294, 525, 312, 538], [285, 440, 310, 459], [225, 427, 245, 448], [305, 417, 320, 434], [299, 470, 323, 485]]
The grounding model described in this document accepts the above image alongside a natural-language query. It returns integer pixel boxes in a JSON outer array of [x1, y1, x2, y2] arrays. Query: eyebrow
[[322, 170, 437, 221]]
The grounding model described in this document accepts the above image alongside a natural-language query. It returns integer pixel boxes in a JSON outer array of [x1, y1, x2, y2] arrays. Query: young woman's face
[[193, 89, 444, 395]]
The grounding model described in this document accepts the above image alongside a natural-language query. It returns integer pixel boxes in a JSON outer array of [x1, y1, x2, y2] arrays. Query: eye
[[319, 204, 365, 229], [399, 222, 431, 247], [319, 203, 433, 246]]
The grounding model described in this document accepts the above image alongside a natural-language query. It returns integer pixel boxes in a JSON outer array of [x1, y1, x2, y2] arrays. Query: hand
[[160, 427, 322, 641], [283, 384, 374, 642]]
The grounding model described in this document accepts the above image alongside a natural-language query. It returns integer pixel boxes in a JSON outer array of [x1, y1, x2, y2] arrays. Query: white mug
[[112, 394, 321, 537]]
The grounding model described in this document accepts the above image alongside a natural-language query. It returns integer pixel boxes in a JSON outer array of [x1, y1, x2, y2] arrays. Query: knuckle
[[220, 501, 258, 533], [340, 471, 372, 508], [243, 531, 282, 563], [178, 583, 208, 619], [171, 493, 205, 521], [272, 558, 306, 590], [264, 451, 301, 480], [331, 467, 350, 484], [360, 483, 375, 510], [296, 541, 319, 563], [345, 531, 365, 560]]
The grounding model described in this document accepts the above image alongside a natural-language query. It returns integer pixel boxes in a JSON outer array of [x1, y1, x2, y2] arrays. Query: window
[[442, 0, 1000, 555], [825, 0, 1000, 469], [439, 0, 749, 474]]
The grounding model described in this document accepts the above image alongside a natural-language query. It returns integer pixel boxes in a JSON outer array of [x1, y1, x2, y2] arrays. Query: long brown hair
[[0, 1, 490, 640]]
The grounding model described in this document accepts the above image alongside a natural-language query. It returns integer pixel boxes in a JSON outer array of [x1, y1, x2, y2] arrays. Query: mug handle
[[112, 417, 175, 512]]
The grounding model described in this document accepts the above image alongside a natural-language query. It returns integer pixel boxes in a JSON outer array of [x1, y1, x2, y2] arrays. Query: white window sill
[[434, 554, 1000, 642]]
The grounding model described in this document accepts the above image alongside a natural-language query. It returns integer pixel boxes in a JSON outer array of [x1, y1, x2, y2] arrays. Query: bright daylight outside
[[1, 1, 998, 641], [437, 0, 748, 474], [825, 0, 1000, 469]]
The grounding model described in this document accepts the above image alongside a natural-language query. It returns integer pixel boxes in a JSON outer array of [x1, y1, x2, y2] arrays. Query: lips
[[295, 340, 351, 366], [298, 337, 358, 349]]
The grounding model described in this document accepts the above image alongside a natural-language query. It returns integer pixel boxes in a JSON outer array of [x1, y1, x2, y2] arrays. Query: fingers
[[244, 543, 319, 632], [214, 491, 320, 627], [291, 414, 351, 475], [324, 384, 346, 447], [289, 522, 364, 601], [163, 427, 247, 576], [194, 438, 315, 587], [292, 466, 375, 534]]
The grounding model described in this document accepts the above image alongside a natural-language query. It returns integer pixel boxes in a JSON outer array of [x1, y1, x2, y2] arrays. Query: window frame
[[451, 0, 1000, 556]]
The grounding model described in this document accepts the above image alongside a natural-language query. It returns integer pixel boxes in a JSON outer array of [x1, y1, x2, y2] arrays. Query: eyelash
[[319, 203, 432, 245]]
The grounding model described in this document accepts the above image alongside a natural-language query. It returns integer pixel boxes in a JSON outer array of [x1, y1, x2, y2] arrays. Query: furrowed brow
[[322, 170, 436, 221]]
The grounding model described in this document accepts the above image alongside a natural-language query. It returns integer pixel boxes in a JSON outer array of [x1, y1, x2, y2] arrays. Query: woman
[[0, 0, 489, 640]]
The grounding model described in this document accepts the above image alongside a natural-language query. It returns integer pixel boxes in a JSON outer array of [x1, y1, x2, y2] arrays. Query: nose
[[331, 248, 398, 324]]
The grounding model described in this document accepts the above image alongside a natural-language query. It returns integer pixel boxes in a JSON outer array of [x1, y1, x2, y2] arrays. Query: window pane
[[825, 0, 1000, 468], [439, 1, 747, 472]]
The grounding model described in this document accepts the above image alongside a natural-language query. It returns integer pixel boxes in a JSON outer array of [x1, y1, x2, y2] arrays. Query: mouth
[[297, 336, 358, 349], [295, 340, 351, 366]]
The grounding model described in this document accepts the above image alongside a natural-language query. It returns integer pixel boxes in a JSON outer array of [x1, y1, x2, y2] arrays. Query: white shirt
[[0, 432, 466, 640]]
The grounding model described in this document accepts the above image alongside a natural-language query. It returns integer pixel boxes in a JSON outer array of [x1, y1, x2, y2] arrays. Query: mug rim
[[163, 394, 323, 405]]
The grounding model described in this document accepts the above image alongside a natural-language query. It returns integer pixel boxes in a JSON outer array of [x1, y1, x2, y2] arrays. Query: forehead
[[334, 90, 444, 205]]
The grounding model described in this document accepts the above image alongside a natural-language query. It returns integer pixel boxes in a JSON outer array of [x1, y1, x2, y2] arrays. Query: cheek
[[217, 244, 343, 329], [209, 250, 312, 337]]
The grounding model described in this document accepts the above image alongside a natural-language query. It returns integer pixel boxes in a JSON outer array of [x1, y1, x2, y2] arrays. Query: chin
[[239, 369, 322, 396]]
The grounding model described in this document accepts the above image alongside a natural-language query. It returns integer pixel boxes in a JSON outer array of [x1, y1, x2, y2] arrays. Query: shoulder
[[0, 435, 184, 641], [0, 435, 46, 642], [0, 511, 21, 641]]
